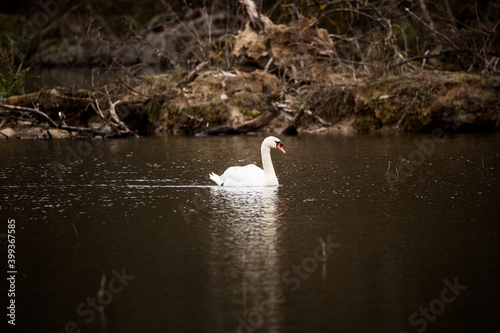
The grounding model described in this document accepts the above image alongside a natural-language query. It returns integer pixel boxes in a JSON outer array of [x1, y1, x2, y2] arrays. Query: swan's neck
[[261, 144, 278, 185]]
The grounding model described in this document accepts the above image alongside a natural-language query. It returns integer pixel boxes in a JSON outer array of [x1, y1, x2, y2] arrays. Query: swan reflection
[[207, 186, 283, 325], [210, 186, 279, 224]]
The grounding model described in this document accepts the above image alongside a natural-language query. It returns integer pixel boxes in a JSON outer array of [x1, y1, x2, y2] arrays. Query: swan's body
[[209, 136, 286, 187]]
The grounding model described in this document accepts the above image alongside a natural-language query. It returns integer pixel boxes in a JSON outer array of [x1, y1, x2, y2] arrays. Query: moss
[[186, 102, 228, 123], [419, 91, 434, 103], [145, 97, 164, 123], [0, 68, 29, 98], [233, 91, 267, 118]]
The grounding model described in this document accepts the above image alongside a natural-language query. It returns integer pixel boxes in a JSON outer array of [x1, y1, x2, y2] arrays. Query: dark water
[[1, 133, 499, 333]]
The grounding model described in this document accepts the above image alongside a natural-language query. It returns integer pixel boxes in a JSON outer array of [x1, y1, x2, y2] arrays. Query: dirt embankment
[[117, 69, 499, 135], [1, 18, 499, 138], [114, 17, 500, 136], [116, 17, 499, 135]]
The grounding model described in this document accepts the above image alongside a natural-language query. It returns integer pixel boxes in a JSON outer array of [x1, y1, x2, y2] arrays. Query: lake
[[1, 133, 499, 333]]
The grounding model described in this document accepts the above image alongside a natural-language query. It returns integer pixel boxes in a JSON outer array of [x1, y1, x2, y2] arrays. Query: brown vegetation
[[0, 0, 499, 138]]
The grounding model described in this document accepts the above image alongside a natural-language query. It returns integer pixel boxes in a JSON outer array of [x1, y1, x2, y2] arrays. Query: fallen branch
[[102, 86, 136, 137], [196, 107, 279, 136], [1, 100, 137, 138], [0, 103, 107, 136], [179, 60, 210, 85]]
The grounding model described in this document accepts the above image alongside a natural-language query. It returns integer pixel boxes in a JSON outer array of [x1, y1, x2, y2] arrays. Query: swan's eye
[[275, 141, 286, 153]]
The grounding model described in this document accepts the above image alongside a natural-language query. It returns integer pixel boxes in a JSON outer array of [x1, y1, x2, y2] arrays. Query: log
[[196, 107, 279, 136]]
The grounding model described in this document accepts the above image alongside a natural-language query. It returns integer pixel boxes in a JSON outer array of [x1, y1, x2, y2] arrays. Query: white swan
[[209, 136, 286, 187]]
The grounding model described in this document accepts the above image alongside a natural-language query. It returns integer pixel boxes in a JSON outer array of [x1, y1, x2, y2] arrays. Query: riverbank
[[1, 14, 499, 138], [1, 69, 499, 139]]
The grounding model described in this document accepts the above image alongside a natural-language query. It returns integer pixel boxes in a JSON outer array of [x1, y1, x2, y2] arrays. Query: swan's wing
[[220, 164, 265, 186]]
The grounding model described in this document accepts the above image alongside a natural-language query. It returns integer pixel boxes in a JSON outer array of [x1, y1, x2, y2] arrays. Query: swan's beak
[[277, 142, 286, 153]]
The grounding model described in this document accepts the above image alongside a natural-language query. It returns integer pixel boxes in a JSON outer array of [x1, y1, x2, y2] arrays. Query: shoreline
[[2, 70, 498, 139]]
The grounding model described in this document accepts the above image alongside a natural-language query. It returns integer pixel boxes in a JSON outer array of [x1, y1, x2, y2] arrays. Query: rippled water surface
[[1, 133, 499, 333]]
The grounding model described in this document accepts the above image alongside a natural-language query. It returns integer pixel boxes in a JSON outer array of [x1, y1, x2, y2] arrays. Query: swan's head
[[263, 136, 286, 153]]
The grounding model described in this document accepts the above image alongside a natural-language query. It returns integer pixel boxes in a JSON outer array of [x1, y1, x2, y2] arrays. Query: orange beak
[[277, 142, 286, 153]]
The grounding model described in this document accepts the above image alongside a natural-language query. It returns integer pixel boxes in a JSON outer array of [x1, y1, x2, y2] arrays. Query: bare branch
[[404, 7, 460, 50], [104, 86, 132, 134], [0, 103, 106, 136], [240, 0, 268, 32]]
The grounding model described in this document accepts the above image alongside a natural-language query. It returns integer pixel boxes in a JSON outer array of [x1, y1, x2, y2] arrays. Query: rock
[[0, 128, 16, 138]]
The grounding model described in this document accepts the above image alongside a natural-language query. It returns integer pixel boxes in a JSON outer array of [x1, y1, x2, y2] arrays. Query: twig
[[90, 98, 116, 131], [405, 7, 460, 50], [180, 60, 209, 85], [389, 49, 452, 69], [104, 85, 133, 134], [39, 129, 52, 139], [94, 99, 106, 119], [115, 77, 149, 97], [394, 91, 420, 130], [418, 0, 438, 44], [264, 56, 274, 73]]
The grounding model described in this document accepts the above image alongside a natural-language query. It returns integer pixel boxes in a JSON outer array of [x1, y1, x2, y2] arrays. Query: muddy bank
[[120, 70, 500, 135], [1, 17, 499, 138], [2, 69, 498, 139]]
